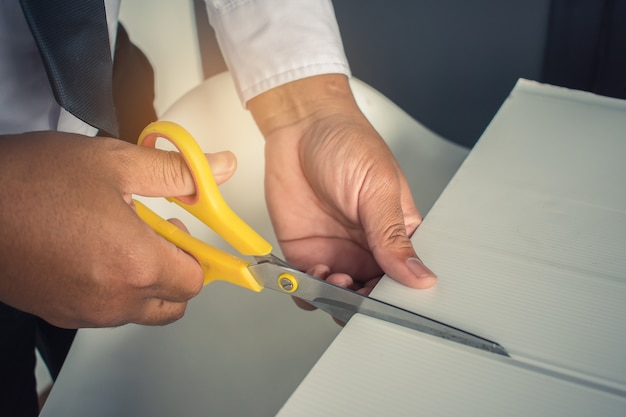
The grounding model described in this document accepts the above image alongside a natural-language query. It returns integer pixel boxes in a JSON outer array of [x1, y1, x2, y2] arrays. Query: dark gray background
[[194, 0, 626, 148]]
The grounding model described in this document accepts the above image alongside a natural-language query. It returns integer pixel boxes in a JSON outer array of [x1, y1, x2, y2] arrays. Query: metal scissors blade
[[249, 258, 509, 357], [135, 121, 509, 358]]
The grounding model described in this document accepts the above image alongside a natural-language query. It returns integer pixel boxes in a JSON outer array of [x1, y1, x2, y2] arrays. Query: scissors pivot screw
[[278, 273, 298, 293]]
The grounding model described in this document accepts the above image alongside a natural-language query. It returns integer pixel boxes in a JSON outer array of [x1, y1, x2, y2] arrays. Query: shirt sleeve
[[205, 0, 351, 105]]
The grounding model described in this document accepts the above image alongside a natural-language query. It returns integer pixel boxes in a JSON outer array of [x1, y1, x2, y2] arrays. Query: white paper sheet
[[277, 80, 626, 416]]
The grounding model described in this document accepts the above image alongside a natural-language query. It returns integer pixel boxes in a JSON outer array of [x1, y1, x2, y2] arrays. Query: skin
[[0, 74, 435, 329], [0, 131, 236, 328], [249, 74, 437, 301]]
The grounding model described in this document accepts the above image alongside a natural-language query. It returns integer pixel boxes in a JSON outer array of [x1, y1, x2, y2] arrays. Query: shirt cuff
[[205, 0, 351, 105]]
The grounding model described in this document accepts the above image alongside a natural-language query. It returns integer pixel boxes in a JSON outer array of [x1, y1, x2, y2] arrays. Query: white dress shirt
[[205, 0, 350, 103], [0, 0, 350, 136]]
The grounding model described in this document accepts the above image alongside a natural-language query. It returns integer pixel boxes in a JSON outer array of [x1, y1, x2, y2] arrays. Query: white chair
[[146, 72, 469, 252]]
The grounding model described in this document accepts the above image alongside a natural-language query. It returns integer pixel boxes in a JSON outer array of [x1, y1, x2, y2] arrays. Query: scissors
[[133, 121, 509, 357]]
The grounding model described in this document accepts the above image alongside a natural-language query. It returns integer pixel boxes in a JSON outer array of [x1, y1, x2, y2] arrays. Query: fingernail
[[406, 257, 436, 279]]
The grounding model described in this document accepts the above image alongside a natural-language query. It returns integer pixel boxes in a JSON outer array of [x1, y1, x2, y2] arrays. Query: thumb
[[121, 146, 237, 198], [362, 173, 437, 289], [206, 150, 238, 185]]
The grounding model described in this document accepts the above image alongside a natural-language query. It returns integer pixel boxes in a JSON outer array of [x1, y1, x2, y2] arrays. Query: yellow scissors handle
[[133, 121, 272, 292], [138, 121, 271, 257], [134, 200, 262, 291]]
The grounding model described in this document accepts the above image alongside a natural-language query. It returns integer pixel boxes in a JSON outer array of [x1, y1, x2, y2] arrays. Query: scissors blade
[[248, 260, 509, 357]]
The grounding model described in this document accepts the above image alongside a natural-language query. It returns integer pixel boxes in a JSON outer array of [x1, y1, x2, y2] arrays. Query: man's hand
[[0, 131, 236, 328], [249, 74, 436, 296]]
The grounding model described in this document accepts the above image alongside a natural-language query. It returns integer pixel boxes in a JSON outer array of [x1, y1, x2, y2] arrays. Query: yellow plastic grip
[[137, 121, 272, 257], [134, 200, 263, 292]]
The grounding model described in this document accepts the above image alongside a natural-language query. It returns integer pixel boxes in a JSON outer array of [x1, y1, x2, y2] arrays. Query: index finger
[[136, 217, 205, 304]]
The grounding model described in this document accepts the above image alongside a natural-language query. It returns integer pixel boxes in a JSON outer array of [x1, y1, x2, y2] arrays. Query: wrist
[[248, 74, 359, 136]]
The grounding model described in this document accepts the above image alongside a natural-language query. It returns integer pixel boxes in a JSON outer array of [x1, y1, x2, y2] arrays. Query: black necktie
[[19, 0, 119, 137]]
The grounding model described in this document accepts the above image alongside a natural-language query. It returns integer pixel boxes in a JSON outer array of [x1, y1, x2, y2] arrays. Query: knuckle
[[366, 211, 413, 255], [167, 304, 187, 322], [161, 151, 192, 193], [187, 275, 204, 297], [381, 221, 412, 248], [151, 301, 188, 326]]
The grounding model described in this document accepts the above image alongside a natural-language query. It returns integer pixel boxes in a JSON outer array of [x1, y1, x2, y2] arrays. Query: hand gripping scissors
[[133, 121, 509, 357]]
